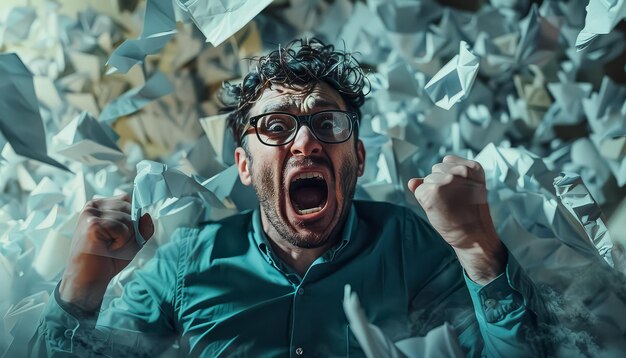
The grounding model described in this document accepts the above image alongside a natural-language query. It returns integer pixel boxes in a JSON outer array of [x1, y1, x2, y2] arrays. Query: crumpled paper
[[175, 0, 273, 47], [424, 41, 480, 110], [554, 172, 615, 267], [576, 0, 626, 51], [131, 160, 224, 245], [1, 0, 626, 355]]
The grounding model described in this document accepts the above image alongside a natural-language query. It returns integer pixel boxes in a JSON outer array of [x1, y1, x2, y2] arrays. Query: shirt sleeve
[[29, 227, 192, 358], [463, 253, 551, 357], [402, 207, 552, 357]]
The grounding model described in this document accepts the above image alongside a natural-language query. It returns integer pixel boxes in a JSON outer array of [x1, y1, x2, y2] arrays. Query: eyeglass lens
[[256, 112, 353, 145]]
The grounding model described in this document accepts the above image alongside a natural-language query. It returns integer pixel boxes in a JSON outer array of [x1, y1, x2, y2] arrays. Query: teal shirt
[[32, 200, 546, 357]]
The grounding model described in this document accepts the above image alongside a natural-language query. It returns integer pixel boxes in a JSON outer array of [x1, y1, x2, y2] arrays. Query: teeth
[[293, 172, 323, 181], [297, 207, 323, 215]]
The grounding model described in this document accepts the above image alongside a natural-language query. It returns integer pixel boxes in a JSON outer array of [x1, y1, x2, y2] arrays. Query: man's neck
[[267, 237, 332, 277], [260, 212, 341, 277]]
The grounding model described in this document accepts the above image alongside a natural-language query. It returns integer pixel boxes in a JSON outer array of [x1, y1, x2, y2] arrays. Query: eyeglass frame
[[241, 110, 360, 147]]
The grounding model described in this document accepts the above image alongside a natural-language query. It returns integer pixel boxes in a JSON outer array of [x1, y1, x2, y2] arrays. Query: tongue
[[292, 187, 325, 210]]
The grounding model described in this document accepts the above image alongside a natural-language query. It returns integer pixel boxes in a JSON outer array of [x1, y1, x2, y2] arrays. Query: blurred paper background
[[1, 0, 626, 355]]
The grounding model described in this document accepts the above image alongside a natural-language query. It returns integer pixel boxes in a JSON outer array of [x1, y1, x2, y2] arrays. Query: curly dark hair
[[219, 38, 368, 147]]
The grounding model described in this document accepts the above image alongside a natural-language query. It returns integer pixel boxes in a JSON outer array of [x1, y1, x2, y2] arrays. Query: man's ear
[[356, 139, 365, 177], [235, 147, 252, 186]]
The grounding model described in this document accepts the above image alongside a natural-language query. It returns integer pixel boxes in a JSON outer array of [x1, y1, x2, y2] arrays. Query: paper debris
[[106, 0, 177, 74], [576, 0, 626, 51], [99, 71, 173, 124], [0, 53, 68, 171], [554, 173, 614, 266], [424, 41, 480, 110], [176, 0, 274, 47]]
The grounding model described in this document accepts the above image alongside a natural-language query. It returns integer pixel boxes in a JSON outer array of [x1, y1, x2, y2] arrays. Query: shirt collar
[[250, 204, 357, 264]]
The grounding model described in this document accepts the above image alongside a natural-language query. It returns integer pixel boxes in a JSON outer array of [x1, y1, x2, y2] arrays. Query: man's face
[[235, 82, 365, 249]]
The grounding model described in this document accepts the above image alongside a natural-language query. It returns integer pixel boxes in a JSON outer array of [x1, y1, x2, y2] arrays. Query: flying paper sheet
[[52, 111, 125, 165], [424, 41, 480, 110], [576, 0, 626, 51], [99, 71, 173, 124], [176, 0, 273, 47], [343, 285, 463, 358], [0, 53, 68, 171], [106, 0, 177, 74]]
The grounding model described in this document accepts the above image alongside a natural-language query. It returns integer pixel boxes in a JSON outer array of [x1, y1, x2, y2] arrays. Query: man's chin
[[286, 230, 330, 249]]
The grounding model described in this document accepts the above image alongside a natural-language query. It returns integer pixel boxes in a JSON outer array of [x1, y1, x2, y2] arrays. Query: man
[[31, 38, 547, 357]]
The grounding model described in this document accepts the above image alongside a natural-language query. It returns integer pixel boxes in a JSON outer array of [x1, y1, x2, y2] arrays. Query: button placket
[[290, 282, 309, 357]]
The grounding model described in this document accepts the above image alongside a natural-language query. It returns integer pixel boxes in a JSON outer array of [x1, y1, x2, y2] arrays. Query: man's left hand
[[408, 155, 506, 285]]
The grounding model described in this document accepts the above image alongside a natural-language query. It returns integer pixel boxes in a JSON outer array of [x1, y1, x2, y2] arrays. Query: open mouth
[[289, 172, 329, 215]]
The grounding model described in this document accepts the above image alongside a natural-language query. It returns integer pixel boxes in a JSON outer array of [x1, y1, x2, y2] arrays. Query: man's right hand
[[59, 194, 154, 312]]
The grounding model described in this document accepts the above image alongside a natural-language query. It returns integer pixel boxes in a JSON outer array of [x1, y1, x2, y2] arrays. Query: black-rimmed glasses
[[243, 110, 359, 146]]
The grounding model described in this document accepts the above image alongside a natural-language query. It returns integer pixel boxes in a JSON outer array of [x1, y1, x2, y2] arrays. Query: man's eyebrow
[[260, 99, 342, 113], [308, 99, 342, 109], [260, 103, 292, 113]]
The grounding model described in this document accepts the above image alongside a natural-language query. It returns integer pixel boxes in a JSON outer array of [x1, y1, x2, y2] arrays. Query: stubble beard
[[250, 151, 359, 249]]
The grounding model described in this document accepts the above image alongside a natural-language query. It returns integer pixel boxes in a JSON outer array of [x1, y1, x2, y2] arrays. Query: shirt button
[[64, 329, 73, 338], [485, 298, 497, 309], [295, 347, 304, 355], [297, 288, 304, 295]]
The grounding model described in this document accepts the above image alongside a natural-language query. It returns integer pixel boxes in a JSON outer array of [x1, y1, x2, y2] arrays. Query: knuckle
[[457, 165, 470, 178], [82, 206, 100, 216], [84, 199, 99, 209], [84, 216, 101, 230]]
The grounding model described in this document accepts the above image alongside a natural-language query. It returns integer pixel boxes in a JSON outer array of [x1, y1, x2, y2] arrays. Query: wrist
[[59, 274, 107, 312], [453, 240, 507, 285]]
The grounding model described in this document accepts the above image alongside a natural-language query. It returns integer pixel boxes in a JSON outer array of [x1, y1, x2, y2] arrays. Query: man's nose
[[290, 125, 322, 156]]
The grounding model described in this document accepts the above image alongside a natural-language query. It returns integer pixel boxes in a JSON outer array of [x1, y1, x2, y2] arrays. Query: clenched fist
[[408, 155, 506, 285], [59, 194, 154, 311]]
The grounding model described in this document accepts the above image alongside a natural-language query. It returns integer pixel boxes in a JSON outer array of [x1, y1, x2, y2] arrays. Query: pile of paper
[[0, 0, 625, 354]]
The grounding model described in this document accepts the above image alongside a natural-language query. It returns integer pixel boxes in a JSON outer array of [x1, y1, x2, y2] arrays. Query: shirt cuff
[[39, 282, 97, 352], [463, 254, 530, 324]]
